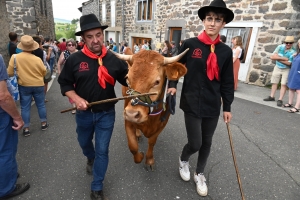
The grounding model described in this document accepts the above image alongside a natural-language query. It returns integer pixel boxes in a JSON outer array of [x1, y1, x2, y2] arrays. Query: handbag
[[44, 61, 52, 80], [6, 55, 19, 101]]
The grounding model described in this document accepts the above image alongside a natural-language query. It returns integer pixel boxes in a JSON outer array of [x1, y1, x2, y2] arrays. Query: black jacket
[[58, 50, 128, 112], [170, 37, 234, 118]]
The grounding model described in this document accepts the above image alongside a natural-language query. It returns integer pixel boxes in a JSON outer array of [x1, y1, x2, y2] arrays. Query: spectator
[[8, 32, 22, 57], [220, 35, 226, 43], [109, 38, 114, 44], [141, 39, 149, 50], [284, 39, 300, 113], [134, 43, 139, 54], [170, 41, 178, 56], [60, 38, 67, 52], [167, 0, 234, 196], [0, 54, 30, 199], [161, 40, 171, 57], [123, 42, 128, 54], [232, 35, 243, 90], [179, 40, 184, 48], [32, 36, 51, 102], [58, 14, 128, 200], [7, 35, 48, 137], [43, 38, 57, 75], [263, 36, 296, 107], [112, 42, 118, 52]]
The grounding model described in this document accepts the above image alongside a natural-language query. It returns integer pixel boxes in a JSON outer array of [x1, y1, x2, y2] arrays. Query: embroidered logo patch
[[79, 62, 89, 72], [191, 48, 202, 58]]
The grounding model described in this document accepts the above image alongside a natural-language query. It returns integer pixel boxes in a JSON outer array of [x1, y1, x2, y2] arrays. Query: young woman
[[285, 39, 300, 113], [57, 39, 78, 114], [232, 35, 243, 90], [161, 40, 172, 57]]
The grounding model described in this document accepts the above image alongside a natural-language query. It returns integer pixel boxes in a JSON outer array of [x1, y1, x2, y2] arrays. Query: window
[[111, 0, 115, 27], [137, 0, 152, 21], [102, 2, 106, 23]]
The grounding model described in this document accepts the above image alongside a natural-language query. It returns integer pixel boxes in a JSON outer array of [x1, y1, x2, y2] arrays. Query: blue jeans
[[48, 57, 55, 73], [19, 85, 47, 128], [76, 106, 115, 191], [0, 113, 18, 197]]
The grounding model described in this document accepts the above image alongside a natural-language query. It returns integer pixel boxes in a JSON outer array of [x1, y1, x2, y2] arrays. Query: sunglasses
[[285, 42, 293, 45], [67, 44, 75, 47]]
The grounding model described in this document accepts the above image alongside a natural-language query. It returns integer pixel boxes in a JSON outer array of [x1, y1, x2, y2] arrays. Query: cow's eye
[[154, 80, 160, 85]]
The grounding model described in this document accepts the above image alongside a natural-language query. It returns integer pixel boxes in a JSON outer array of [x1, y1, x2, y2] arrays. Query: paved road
[[12, 79, 300, 200]]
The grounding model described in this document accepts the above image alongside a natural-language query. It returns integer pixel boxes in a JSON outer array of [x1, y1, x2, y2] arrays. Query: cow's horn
[[111, 51, 133, 61], [163, 48, 189, 65]]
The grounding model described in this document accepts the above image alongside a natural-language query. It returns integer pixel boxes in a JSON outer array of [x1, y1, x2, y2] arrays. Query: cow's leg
[[125, 120, 144, 163], [145, 132, 160, 171], [136, 129, 143, 142]]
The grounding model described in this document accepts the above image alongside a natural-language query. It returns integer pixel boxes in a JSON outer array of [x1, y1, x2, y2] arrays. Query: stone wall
[[0, 1, 11, 65], [121, 0, 300, 86], [82, 0, 99, 19], [0, 0, 55, 65]]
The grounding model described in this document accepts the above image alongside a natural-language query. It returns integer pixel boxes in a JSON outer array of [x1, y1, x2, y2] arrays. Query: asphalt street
[[11, 78, 300, 200]]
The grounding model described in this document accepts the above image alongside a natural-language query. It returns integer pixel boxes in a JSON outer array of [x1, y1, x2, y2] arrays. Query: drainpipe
[[122, 0, 125, 41]]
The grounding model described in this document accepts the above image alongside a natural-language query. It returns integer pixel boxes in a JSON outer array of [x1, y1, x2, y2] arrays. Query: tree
[[71, 18, 79, 24], [56, 33, 63, 41], [65, 30, 76, 40]]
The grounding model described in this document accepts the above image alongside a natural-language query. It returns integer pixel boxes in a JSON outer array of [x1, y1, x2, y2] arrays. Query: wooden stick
[[226, 123, 246, 200], [60, 92, 158, 113]]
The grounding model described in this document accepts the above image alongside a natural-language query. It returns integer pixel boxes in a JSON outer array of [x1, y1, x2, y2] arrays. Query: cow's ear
[[165, 62, 187, 80]]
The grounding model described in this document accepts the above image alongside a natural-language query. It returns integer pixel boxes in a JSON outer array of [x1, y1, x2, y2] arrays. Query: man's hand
[[12, 117, 24, 131], [74, 97, 89, 110], [223, 111, 232, 123], [167, 88, 177, 95]]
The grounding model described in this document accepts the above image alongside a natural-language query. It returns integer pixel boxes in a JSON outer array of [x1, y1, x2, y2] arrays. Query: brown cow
[[114, 49, 188, 170]]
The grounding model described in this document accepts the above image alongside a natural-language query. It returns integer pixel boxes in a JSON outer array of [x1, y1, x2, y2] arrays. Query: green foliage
[[55, 23, 77, 40], [71, 18, 79, 24]]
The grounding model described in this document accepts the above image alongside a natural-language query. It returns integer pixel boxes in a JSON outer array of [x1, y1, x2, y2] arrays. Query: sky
[[52, 0, 87, 21]]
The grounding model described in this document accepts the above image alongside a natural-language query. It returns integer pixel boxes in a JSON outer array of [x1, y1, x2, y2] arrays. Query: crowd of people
[[1, 0, 300, 199]]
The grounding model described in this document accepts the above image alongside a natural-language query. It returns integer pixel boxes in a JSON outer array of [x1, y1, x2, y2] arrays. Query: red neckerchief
[[81, 44, 115, 89], [197, 31, 220, 81]]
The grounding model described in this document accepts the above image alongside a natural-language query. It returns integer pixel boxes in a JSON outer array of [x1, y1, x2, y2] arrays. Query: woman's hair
[[165, 40, 172, 50], [297, 39, 300, 54], [66, 38, 76, 45], [233, 36, 243, 47]]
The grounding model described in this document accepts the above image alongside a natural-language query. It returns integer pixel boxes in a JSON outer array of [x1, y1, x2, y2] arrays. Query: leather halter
[[126, 79, 168, 115]]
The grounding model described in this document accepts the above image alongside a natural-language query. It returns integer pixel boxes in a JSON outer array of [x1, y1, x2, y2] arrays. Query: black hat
[[198, 0, 234, 24], [75, 14, 108, 36]]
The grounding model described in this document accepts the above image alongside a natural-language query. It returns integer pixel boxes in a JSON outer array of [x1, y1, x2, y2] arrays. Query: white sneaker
[[179, 157, 190, 181], [194, 173, 208, 196]]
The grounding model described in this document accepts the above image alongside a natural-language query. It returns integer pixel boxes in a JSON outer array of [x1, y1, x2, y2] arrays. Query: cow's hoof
[[137, 136, 143, 143], [144, 163, 155, 171], [134, 152, 144, 163]]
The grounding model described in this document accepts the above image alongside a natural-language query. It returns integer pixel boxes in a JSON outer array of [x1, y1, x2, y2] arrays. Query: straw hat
[[284, 36, 295, 43], [17, 35, 39, 51]]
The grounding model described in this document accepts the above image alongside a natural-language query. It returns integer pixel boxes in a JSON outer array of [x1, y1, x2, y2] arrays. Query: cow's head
[[114, 49, 188, 123]]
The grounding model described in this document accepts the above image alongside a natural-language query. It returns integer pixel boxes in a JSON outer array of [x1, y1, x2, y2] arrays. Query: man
[[0, 54, 30, 199], [112, 42, 117, 52], [170, 41, 178, 56], [60, 38, 67, 52], [263, 36, 296, 107], [109, 38, 114, 44], [58, 14, 128, 200], [167, 0, 234, 196], [7, 32, 22, 57], [220, 35, 226, 43], [141, 39, 149, 50]]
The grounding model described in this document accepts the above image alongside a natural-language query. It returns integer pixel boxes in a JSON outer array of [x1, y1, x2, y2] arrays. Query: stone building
[[80, 0, 299, 86], [0, 0, 55, 64]]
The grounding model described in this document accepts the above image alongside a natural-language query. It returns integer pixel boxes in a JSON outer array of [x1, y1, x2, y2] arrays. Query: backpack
[[239, 48, 244, 61]]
